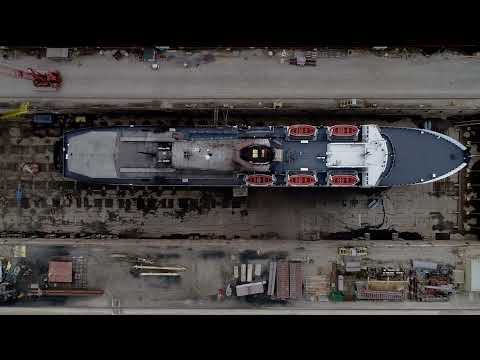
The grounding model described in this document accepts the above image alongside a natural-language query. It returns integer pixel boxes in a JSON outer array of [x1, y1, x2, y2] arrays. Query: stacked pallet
[[273, 260, 305, 300], [355, 280, 406, 301], [367, 280, 408, 292], [276, 261, 290, 300], [357, 289, 405, 301], [304, 275, 330, 301], [289, 262, 304, 299]]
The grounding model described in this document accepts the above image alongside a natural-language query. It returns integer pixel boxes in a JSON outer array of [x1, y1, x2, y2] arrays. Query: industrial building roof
[[48, 261, 73, 283]]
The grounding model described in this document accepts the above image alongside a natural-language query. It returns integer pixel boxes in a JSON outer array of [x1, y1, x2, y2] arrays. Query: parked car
[[337, 98, 365, 108], [337, 247, 368, 257], [32, 113, 57, 127]]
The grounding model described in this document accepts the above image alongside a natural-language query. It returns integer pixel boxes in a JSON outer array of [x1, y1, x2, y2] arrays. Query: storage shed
[[46, 48, 70, 60], [48, 261, 73, 283], [236, 282, 265, 297], [143, 48, 156, 62], [465, 258, 480, 292]]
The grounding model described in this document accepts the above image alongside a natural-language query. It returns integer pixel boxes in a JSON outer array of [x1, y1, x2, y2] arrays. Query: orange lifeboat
[[329, 125, 359, 137], [329, 174, 360, 186], [288, 124, 317, 138], [287, 174, 317, 186], [245, 174, 275, 186]]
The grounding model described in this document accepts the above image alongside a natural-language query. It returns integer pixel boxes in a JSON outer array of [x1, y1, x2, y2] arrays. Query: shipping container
[[241, 264, 247, 282], [254, 264, 262, 277], [338, 275, 344, 292], [236, 282, 265, 297], [289, 261, 304, 299], [276, 261, 290, 299], [412, 260, 438, 270], [267, 262, 277, 296], [247, 264, 253, 282]]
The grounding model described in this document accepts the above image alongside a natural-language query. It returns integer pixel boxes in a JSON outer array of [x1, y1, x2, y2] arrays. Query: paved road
[[2, 53, 480, 102]]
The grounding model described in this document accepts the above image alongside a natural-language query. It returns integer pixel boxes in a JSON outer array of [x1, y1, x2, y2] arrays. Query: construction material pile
[[0, 248, 103, 301], [332, 246, 428, 302], [230, 262, 266, 298], [304, 275, 330, 302], [0, 247, 29, 303], [410, 261, 455, 302], [28, 256, 103, 297], [332, 249, 457, 303], [130, 264, 187, 278], [226, 259, 305, 302], [111, 254, 187, 279], [354, 266, 409, 301]]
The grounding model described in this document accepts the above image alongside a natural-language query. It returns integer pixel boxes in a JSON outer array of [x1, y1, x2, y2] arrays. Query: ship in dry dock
[[60, 124, 470, 187]]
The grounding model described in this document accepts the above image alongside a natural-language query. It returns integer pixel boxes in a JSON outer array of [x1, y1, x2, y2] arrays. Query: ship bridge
[[326, 125, 389, 186]]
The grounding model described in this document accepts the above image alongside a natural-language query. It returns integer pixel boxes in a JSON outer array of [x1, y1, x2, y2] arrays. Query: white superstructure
[[326, 125, 389, 186]]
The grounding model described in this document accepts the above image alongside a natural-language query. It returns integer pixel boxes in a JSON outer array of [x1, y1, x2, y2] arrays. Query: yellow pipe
[[0, 102, 30, 120]]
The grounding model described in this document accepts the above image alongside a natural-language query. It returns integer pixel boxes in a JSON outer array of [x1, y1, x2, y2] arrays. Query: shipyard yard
[[1, 46, 480, 314], [1, 240, 480, 314]]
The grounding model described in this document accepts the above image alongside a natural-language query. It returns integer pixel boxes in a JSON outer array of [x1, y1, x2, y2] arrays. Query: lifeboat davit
[[329, 125, 359, 137], [287, 174, 317, 186], [329, 174, 360, 186], [288, 124, 317, 138], [245, 174, 275, 186]]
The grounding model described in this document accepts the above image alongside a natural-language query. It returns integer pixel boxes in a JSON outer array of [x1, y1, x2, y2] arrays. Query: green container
[[329, 290, 344, 302]]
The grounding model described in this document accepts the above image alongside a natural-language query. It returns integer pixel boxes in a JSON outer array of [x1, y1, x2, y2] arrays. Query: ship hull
[[61, 125, 470, 188]]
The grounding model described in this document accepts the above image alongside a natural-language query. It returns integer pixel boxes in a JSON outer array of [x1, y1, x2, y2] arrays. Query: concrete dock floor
[[1, 240, 479, 313], [2, 51, 480, 103]]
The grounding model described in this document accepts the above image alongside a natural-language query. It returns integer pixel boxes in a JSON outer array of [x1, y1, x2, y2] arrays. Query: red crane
[[0, 63, 62, 89]]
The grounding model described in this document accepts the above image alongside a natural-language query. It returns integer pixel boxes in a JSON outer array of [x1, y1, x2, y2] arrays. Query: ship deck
[[379, 128, 468, 186]]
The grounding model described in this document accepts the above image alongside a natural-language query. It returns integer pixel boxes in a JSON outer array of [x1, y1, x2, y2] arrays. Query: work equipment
[[289, 51, 317, 66], [75, 116, 87, 124], [33, 113, 57, 127], [15, 184, 22, 206], [30, 289, 104, 297], [0, 63, 62, 89], [0, 102, 30, 120], [338, 246, 368, 257]]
